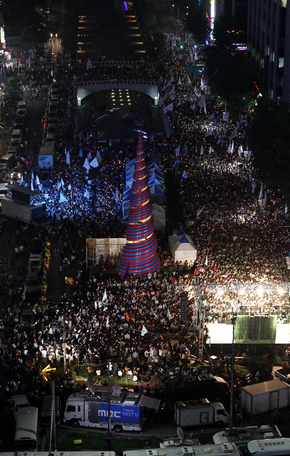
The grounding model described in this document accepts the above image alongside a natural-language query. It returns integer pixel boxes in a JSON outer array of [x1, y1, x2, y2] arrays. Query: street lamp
[[229, 314, 236, 434]]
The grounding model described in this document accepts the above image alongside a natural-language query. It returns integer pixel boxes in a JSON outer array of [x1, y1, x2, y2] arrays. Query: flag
[[167, 86, 175, 97], [115, 188, 119, 203], [65, 149, 70, 165], [205, 254, 208, 266], [258, 183, 263, 200], [106, 316, 110, 328], [90, 157, 99, 168], [200, 78, 204, 90], [187, 74, 191, 84], [84, 189, 90, 199], [87, 150, 92, 161], [238, 145, 243, 158], [61, 177, 65, 188], [167, 308, 172, 320], [175, 145, 180, 156], [102, 289, 107, 302], [209, 112, 215, 120], [203, 99, 207, 114], [197, 205, 205, 217], [79, 148, 83, 158], [126, 312, 130, 322], [31, 171, 34, 191], [19, 175, 24, 186], [178, 77, 182, 85], [163, 102, 173, 114], [251, 179, 256, 193], [200, 145, 203, 156], [285, 204, 288, 215], [83, 158, 90, 171], [230, 127, 238, 139], [59, 192, 67, 203], [150, 307, 158, 318], [182, 170, 189, 178], [172, 158, 179, 170], [209, 146, 214, 154], [141, 325, 148, 336]]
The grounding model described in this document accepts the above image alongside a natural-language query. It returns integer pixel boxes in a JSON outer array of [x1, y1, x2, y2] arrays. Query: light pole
[[229, 315, 236, 434]]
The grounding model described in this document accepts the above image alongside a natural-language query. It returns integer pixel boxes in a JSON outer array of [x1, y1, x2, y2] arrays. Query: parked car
[[11, 129, 22, 147], [28, 254, 43, 273], [25, 271, 41, 293], [30, 238, 43, 255], [16, 105, 27, 118]]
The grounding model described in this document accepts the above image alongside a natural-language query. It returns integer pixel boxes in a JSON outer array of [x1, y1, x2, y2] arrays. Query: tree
[[4, 0, 49, 44], [184, 0, 208, 44], [248, 97, 290, 196], [204, 46, 258, 111], [1, 75, 23, 127]]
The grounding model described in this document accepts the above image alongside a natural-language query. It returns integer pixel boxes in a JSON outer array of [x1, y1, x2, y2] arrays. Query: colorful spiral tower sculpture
[[118, 134, 161, 277]]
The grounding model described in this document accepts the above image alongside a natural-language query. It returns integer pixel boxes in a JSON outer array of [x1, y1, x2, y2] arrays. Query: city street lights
[[229, 314, 237, 434]]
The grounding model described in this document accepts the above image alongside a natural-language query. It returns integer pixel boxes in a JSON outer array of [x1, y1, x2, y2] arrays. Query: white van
[[14, 406, 39, 451], [11, 129, 22, 145]]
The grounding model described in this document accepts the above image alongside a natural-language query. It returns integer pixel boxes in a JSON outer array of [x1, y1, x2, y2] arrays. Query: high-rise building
[[247, 0, 290, 101]]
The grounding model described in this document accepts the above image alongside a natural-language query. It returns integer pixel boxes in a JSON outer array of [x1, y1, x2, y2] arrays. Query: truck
[[1, 198, 46, 224], [240, 380, 290, 415], [168, 374, 230, 406], [14, 406, 39, 451], [63, 390, 160, 432], [174, 398, 229, 427], [38, 142, 55, 169]]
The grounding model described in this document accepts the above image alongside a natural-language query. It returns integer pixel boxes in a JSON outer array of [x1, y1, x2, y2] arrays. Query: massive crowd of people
[[0, 34, 289, 409]]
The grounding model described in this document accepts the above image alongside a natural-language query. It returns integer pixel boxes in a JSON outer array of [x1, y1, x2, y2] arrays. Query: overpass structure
[[77, 80, 160, 107]]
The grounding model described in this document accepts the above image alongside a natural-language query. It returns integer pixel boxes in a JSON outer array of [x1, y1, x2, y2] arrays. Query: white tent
[[152, 203, 166, 232], [169, 231, 197, 264]]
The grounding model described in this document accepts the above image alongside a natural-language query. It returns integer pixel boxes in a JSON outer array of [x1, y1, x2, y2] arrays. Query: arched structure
[[77, 80, 159, 106]]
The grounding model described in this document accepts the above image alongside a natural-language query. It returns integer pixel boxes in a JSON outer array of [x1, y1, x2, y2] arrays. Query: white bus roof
[[1, 453, 116, 456], [124, 443, 240, 456], [247, 438, 290, 455]]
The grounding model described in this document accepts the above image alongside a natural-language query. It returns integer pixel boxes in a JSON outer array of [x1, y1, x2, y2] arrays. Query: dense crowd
[[0, 36, 289, 409]]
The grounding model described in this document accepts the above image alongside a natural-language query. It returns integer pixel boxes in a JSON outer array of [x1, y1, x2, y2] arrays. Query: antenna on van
[[177, 426, 185, 443]]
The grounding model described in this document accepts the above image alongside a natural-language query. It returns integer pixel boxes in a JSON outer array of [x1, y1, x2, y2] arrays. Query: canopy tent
[[169, 231, 197, 264], [149, 183, 164, 205], [152, 203, 166, 232]]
